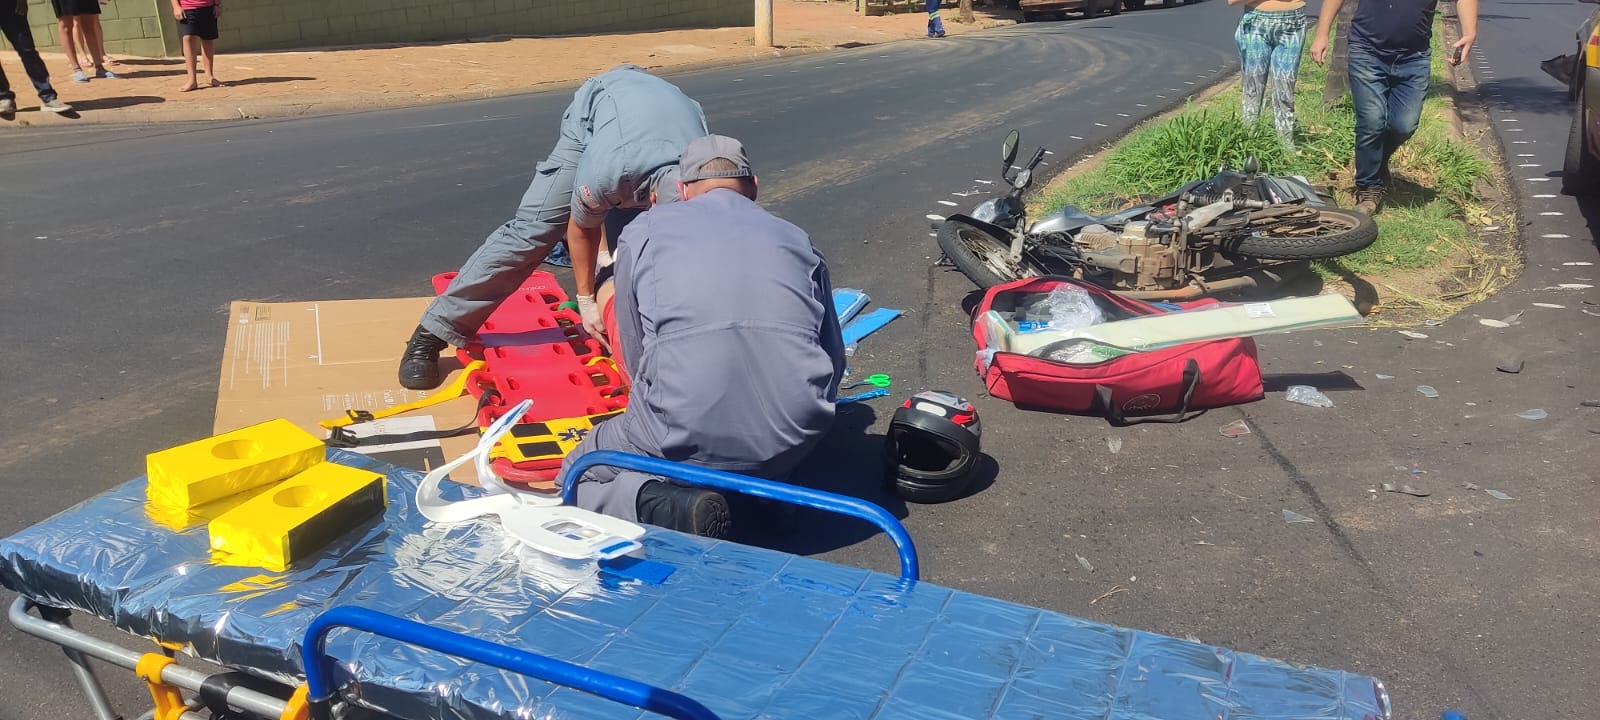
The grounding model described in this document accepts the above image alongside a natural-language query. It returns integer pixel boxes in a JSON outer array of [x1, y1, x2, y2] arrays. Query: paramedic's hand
[[577, 294, 607, 346]]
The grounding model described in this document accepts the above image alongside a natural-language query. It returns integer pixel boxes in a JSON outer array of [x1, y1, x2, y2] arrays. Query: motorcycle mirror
[[1001, 130, 1020, 170]]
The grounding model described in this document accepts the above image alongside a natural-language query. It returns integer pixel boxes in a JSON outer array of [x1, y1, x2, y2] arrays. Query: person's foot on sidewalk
[[398, 325, 449, 390], [0, 98, 15, 118], [40, 99, 72, 113], [178, 80, 198, 92], [636, 481, 731, 538], [1354, 185, 1385, 216], [96, 66, 120, 79], [71, 69, 89, 83]]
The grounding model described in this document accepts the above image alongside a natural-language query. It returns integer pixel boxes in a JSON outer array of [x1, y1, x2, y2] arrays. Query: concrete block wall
[[4, 0, 751, 57], [3, 0, 176, 58], [216, 0, 752, 52]]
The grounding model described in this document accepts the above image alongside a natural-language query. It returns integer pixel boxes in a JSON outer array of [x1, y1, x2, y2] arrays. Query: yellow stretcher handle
[[318, 360, 486, 430]]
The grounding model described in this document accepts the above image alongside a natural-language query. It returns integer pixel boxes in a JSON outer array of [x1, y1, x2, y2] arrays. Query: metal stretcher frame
[[5, 452, 922, 720]]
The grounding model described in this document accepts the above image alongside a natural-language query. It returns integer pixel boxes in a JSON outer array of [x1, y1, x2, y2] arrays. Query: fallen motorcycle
[[936, 130, 1379, 299]]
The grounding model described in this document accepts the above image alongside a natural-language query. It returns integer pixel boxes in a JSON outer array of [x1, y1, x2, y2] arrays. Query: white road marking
[[1517, 153, 1536, 157], [1094, 122, 1108, 127], [926, 214, 945, 221], [1539, 211, 1564, 216], [1518, 163, 1541, 168], [1136, 103, 1148, 107], [1533, 194, 1557, 198], [1499, 118, 1518, 122], [1527, 177, 1552, 182], [938, 200, 959, 207], [1541, 233, 1571, 238], [1564, 261, 1594, 266], [1117, 113, 1130, 117], [1070, 135, 1084, 139]]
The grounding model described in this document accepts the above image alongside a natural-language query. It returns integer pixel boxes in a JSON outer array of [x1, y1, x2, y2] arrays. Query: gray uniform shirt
[[611, 189, 846, 473], [566, 65, 708, 228]]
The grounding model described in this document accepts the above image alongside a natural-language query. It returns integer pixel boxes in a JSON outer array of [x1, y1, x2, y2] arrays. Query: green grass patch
[[1032, 20, 1488, 278]]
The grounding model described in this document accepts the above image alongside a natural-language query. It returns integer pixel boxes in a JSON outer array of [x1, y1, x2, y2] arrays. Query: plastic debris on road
[[1285, 385, 1334, 408], [1497, 357, 1524, 374], [1398, 330, 1429, 339], [1282, 509, 1314, 524], [1381, 483, 1431, 497], [1532, 303, 1565, 309], [1485, 489, 1514, 501], [1374, 373, 1396, 380], [1417, 385, 1440, 398], [1105, 436, 1122, 454], [1076, 554, 1095, 573], [1219, 419, 1251, 438], [1517, 409, 1548, 420], [1479, 318, 1510, 328]]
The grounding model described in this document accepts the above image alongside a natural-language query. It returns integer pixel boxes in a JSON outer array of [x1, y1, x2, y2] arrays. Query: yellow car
[[1561, 1, 1600, 194]]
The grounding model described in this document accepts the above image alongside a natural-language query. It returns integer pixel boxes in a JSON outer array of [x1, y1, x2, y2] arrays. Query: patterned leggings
[[1235, 8, 1306, 144]]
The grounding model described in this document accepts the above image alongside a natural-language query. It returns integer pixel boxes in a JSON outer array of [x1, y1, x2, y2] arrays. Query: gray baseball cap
[[677, 135, 753, 182]]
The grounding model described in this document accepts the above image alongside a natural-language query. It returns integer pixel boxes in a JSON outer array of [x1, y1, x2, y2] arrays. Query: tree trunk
[[1322, 0, 1358, 107], [959, 0, 975, 23]]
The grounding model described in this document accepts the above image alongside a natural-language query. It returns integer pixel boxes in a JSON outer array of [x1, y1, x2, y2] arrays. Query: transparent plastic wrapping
[[1, 450, 1390, 719]]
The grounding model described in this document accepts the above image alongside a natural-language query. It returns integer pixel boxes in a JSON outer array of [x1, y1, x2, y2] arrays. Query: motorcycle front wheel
[[1229, 207, 1379, 261], [937, 219, 1049, 288]]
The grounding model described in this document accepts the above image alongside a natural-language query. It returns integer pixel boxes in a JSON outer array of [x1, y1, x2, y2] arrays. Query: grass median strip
[[1031, 23, 1502, 310]]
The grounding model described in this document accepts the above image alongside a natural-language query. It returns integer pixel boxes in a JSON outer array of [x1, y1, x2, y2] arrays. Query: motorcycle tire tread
[[937, 218, 1048, 288], [1229, 207, 1379, 261]]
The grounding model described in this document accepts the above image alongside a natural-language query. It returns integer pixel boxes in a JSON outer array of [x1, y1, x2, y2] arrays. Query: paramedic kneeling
[[560, 135, 846, 538]]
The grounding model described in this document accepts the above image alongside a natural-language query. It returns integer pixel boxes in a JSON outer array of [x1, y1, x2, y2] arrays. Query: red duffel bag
[[972, 277, 1264, 425]]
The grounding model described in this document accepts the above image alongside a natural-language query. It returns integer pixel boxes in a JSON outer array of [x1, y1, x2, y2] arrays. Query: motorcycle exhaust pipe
[[1119, 274, 1259, 301]]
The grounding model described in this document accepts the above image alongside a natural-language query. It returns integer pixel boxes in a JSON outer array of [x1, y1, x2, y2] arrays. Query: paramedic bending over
[[397, 64, 708, 391]]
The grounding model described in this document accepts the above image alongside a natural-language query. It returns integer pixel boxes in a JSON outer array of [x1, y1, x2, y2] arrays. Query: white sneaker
[[0, 98, 15, 116], [40, 99, 72, 113]]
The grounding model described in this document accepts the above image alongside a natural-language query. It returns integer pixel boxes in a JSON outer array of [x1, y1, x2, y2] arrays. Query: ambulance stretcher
[[2, 449, 1391, 720]]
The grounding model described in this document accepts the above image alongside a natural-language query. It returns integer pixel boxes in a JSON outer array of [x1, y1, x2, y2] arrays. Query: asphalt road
[[1, 1, 1595, 717]]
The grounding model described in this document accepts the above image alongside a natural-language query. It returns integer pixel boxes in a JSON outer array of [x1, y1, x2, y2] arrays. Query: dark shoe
[[398, 326, 449, 390], [636, 481, 731, 538], [1354, 185, 1385, 216]]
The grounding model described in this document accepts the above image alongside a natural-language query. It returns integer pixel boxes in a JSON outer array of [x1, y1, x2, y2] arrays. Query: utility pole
[[756, 0, 773, 48]]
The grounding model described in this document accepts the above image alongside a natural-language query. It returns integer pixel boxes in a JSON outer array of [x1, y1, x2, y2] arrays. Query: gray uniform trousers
[[420, 130, 585, 348]]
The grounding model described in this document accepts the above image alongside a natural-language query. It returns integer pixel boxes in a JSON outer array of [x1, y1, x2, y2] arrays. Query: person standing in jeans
[[926, 0, 946, 38], [1232, 0, 1307, 147], [1311, 0, 1477, 215], [1, 0, 73, 116]]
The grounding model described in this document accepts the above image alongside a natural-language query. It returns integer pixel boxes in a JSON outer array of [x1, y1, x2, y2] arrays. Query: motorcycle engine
[[1076, 222, 1185, 291]]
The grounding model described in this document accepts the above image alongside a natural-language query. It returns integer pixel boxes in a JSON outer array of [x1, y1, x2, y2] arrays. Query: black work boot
[[398, 326, 449, 390], [636, 481, 731, 539]]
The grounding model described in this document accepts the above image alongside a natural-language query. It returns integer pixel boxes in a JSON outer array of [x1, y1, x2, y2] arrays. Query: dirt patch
[[0, 1, 1014, 127]]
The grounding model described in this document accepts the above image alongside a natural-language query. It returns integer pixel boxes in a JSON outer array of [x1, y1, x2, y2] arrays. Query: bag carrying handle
[[1092, 358, 1205, 426]]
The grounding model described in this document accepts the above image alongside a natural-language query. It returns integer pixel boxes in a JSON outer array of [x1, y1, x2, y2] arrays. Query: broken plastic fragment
[[1479, 319, 1510, 328], [1497, 358, 1524, 374], [1076, 554, 1095, 572], [1375, 374, 1396, 380], [1398, 330, 1429, 339], [1285, 385, 1334, 408], [1501, 311, 1524, 325], [1532, 303, 1565, 309], [1485, 489, 1514, 501], [1417, 385, 1440, 398], [1381, 483, 1431, 497], [1219, 419, 1251, 438], [1517, 409, 1547, 420], [1105, 436, 1122, 454], [1283, 509, 1314, 524], [1463, 482, 1481, 491]]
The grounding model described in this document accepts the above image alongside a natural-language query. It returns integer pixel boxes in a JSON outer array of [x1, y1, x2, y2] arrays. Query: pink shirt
[[178, 0, 215, 8]]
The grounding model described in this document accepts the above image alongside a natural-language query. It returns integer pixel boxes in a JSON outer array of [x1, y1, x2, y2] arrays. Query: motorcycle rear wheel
[[937, 219, 1049, 288], [1228, 207, 1378, 261]]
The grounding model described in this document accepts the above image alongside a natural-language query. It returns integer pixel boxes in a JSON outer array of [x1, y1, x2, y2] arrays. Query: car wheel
[[1020, 10, 1036, 22], [1563, 87, 1596, 195], [1163, 0, 1178, 7]]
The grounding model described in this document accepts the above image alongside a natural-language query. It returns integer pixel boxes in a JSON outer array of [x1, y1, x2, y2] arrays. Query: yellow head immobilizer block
[[146, 419, 325, 512], [208, 462, 387, 572]]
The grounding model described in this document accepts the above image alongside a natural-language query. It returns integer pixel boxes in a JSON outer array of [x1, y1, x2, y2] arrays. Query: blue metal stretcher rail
[[1, 450, 1392, 719]]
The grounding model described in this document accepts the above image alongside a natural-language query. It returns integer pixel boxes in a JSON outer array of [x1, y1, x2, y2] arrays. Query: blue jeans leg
[[1349, 46, 1430, 188]]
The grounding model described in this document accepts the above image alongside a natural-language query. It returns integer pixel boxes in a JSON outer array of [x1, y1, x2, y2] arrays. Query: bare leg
[[73, 24, 91, 67], [179, 36, 198, 91], [57, 17, 83, 76], [83, 17, 110, 71], [201, 38, 220, 85]]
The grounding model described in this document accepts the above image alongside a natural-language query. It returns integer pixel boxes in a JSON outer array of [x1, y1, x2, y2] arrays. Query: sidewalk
[[0, 1, 1013, 127]]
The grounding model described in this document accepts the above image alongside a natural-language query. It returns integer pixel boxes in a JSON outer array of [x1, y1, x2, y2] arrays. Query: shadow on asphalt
[[1480, 78, 1577, 118], [1569, 188, 1600, 254], [1262, 370, 1363, 393], [63, 95, 165, 112]]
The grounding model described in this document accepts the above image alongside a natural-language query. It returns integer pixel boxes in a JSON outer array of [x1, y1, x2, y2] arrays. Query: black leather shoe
[[398, 326, 449, 390], [636, 481, 731, 539]]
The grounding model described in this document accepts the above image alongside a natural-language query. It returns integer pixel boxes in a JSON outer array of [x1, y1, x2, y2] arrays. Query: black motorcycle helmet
[[883, 391, 982, 504]]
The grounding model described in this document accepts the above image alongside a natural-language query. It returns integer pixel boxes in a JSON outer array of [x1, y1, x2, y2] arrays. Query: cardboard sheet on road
[[213, 297, 483, 483]]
